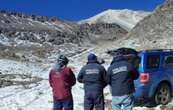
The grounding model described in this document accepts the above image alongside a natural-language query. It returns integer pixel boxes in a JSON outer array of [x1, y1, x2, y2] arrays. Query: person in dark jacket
[[77, 53, 107, 110], [107, 50, 139, 110], [49, 55, 76, 110]]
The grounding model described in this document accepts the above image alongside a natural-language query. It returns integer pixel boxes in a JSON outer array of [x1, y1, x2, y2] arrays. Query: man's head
[[87, 53, 98, 63], [57, 55, 69, 65]]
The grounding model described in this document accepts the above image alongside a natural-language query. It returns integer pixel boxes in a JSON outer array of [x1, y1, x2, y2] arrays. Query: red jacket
[[49, 67, 76, 100]]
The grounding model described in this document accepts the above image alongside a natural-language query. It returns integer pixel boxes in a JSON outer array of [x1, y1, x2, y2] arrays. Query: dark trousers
[[84, 92, 104, 110], [53, 98, 73, 110]]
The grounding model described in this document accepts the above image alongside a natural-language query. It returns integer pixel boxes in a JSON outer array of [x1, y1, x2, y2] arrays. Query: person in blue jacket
[[77, 53, 107, 110], [107, 49, 139, 110]]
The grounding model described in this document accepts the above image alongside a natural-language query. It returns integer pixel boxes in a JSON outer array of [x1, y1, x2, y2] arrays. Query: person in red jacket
[[49, 55, 76, 110]]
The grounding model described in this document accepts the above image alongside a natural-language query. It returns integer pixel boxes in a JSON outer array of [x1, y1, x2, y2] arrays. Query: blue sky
[[0, 0, 165, 21]]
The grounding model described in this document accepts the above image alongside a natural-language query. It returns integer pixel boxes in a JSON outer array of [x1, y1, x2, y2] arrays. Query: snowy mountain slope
[[0, 11, 127, 67], [79, 9, 150, 31], [0, 10, 128, 49]]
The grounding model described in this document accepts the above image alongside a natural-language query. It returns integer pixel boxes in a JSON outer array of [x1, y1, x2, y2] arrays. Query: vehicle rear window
[[146, 55, 160, 69], [165, 55, 173, 67]]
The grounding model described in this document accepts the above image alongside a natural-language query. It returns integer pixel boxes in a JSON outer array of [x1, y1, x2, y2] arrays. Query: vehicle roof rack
[[141, 49, 173, 52]]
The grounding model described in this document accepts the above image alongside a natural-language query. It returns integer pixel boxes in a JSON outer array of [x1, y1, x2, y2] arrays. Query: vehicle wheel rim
[[155, 86, 170, 104]]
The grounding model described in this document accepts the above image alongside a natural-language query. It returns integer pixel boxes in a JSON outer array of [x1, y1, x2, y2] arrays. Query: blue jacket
[[77, 61, 107, 93], [107, 56, 139, 96]]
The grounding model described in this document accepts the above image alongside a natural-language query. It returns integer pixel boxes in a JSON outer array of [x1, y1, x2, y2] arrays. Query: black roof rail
[[141, 49, 173, 52]]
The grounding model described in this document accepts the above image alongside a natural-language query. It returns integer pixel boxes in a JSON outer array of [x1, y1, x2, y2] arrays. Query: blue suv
[[134, 49, 173, 106]]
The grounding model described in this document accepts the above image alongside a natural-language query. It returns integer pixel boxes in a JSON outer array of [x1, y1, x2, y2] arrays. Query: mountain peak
[[79, 9, 150, 31]]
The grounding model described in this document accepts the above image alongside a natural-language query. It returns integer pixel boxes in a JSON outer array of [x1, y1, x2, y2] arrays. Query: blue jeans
[[53, 98, 73, 110], [112, 94, 134, 110], [84, 91, 104, 110]]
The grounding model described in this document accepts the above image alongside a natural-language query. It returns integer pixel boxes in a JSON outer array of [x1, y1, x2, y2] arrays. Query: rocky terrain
[[118, 0, 173, 50], [0, 10, 128, 45], [0, 10, 129, 64]]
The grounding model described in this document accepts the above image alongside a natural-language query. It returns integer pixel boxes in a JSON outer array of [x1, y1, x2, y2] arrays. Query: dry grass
[[0, 74, 43, 88], [0, 48, 21, 60]]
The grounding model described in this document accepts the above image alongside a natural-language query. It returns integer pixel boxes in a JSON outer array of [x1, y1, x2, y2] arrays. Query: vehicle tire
[[154, 83, 171, 105]]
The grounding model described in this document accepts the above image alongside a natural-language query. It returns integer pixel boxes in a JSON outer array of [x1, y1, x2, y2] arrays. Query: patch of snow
[[0, 34, 11, 46], [15, 39, 42, 47], [0, 80, 52, 110], [11, 15, 18, 20], [1, 20, 5, 23], [28, 22, 34, 26]]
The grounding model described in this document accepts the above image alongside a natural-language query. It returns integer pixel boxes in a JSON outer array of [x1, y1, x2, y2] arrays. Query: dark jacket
[[107, 56, 139, 96], [49, 67, 76, 100], [77, 61, 107, 93]]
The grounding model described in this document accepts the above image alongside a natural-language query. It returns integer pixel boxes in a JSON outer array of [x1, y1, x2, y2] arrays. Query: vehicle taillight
[[140, 73, 150, 84]]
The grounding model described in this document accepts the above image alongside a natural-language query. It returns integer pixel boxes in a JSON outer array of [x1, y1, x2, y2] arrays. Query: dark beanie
[[87, 53, 97, 63]]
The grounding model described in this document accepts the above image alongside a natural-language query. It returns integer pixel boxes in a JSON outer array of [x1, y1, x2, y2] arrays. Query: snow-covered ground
[[0, 44, 173, 110], [0, 34, 11, 46], [0, 57, 86, 110]]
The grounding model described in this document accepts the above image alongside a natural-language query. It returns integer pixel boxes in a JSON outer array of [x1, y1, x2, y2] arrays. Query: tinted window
[[146, 55, 160, 69], [165, 55, 173, 67], [126, 55, 141, 68]]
